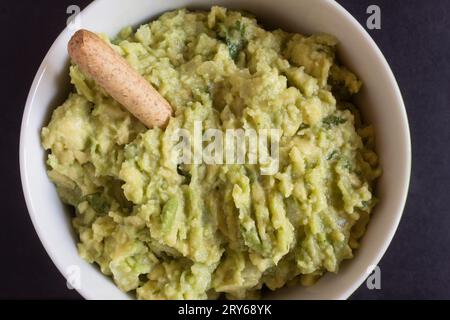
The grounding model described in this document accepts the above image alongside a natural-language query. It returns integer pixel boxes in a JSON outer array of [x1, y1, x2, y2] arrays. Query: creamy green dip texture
[[42, 7, 381, 299]]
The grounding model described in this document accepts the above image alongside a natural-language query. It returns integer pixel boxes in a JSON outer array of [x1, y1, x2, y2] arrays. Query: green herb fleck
[[221, 20, 247, 60], [226, 40, 242, 60], [360, 199, 378, 212], [343, 159, 352, 170], [361, 200, 370, 208], [85, 192, 110, 214], [323, 115, 347, 128], [326, 150, 338, 161]]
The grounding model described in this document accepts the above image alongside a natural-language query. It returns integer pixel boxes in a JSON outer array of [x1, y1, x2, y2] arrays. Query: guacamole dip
[[42, 7, 381, 299]]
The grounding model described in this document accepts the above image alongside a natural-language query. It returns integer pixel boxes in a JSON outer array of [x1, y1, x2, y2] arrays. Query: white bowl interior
[[20, 0, 411, 300]]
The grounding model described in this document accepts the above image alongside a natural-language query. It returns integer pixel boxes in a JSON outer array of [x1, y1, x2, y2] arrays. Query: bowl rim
[[20, 0, 411, 300]]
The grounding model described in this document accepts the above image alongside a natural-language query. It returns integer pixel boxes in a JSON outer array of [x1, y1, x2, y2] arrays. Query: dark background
[[1, 0, 449, 300]]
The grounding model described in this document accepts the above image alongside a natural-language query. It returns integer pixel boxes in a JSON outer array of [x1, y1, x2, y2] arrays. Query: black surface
[[1, 0, 449, 300]]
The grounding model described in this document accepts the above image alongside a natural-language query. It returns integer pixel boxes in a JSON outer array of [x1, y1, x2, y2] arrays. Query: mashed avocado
[[42, 7, 381, 299]]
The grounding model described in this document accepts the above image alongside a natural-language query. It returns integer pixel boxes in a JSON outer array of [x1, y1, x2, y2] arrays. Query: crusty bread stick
[[68, 29, 172, 128]]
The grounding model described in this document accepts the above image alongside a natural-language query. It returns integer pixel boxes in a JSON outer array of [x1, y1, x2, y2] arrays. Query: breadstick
[[68, 29, 172, 128]]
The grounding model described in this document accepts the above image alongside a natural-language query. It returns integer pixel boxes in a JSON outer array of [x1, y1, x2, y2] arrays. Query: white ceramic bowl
[[20, 0, 411, 300]]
